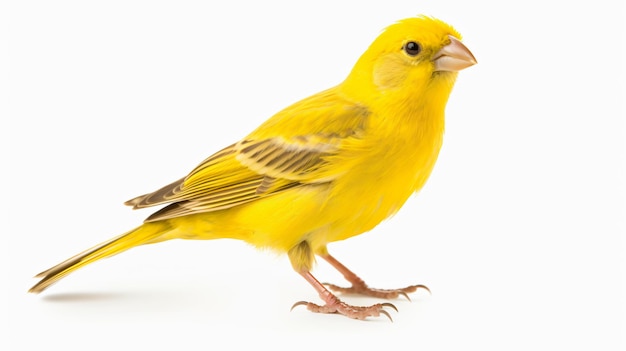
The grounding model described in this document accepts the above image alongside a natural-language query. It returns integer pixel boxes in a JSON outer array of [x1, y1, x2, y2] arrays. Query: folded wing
[[125, 88, 370, 222]]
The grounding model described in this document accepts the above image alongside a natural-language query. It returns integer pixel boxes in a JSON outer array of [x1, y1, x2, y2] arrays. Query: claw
[[290, 301, 309, 311], [379, 309, 393, 322], [414, 284, 431, 294], [380, 302, 398, 312], [399, 291, 411, 301]]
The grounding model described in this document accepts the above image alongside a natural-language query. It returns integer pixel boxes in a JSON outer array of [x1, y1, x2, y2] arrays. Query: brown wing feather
[[124, 136, 342, 222]]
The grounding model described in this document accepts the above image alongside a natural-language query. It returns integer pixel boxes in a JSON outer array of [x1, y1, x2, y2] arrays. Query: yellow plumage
[[30, 16, 475, 320]]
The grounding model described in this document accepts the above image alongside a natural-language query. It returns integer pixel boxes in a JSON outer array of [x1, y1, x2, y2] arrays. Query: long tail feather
[[29, 222, 169, 293]]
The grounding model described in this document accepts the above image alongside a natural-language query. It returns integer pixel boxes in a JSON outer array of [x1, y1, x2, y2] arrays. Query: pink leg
[[292, 271, 396, 321], [321, 254, 430, 300]]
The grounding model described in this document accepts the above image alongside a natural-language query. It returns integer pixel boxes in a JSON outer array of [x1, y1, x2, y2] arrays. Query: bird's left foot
[[324, 280, 430, 300], [319, 254, 430, 300]]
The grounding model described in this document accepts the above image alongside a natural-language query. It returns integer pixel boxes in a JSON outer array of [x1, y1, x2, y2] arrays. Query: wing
[[125, 87, 370, 222]]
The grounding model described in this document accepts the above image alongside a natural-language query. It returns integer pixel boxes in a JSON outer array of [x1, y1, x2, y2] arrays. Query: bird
[[29, 15, 476, 320]]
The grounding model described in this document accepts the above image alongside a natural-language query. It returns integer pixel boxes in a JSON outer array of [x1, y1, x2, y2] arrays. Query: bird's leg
[[321, 254, 429, 300], [291, 270, 396, 321]]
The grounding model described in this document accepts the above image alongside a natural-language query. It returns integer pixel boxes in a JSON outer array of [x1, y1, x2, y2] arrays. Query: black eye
[[404, 41, 421, 56]]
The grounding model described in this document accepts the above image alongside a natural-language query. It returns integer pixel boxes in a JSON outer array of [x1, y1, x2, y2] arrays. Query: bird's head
[[342, 16, 476, 103]]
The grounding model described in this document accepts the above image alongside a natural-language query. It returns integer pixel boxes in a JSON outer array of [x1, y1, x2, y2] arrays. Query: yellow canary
[[30, 16, 476, 320]]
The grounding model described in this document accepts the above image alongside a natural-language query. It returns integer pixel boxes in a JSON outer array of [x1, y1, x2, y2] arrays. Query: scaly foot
[[324, 281, 430, 300], [320, 254, 430, 300], [294, 271, 398, 321], [291, 295, 397, 321]]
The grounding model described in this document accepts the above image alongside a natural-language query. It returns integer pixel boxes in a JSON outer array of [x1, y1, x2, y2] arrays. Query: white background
[[4, 0, 625, 350]]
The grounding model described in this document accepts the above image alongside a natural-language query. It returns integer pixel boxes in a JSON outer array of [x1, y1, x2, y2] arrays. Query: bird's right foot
[[291, 292, 397, 321]]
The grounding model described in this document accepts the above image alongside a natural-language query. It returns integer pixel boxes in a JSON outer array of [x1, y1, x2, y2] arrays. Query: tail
[[29, 222, 170, 293]]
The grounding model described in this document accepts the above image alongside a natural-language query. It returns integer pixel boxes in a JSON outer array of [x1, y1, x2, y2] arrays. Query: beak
[[433, 35, 477, 72]]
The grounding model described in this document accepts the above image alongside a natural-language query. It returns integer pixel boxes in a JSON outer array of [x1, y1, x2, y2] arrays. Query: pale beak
[[433, 35, 477, 72]]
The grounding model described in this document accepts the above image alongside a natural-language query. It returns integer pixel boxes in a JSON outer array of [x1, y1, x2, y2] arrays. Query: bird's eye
[[403, 41, 421, 56]]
